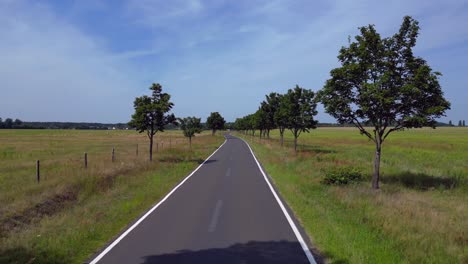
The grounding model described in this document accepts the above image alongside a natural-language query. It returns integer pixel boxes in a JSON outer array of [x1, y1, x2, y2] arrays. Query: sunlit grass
[[0, 129, 224, 263], [237, 127, 467, 264]]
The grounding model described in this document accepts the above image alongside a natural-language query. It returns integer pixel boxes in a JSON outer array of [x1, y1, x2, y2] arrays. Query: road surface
[[90, 134, 316, 264]]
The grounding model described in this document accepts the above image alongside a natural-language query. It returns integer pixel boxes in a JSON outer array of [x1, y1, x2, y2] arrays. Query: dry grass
[[0, 130, 194, 218], [0, 129, 224, 263]]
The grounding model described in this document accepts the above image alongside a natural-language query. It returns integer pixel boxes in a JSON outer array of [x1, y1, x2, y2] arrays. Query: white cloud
[[130, 0, 467, 121], [125, 0, 204, 28], [0, 1, 141, 122]]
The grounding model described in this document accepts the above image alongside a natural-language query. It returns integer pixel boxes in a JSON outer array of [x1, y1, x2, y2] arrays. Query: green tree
[[255, 107, 269, 138], [179, 117, 203, 149], [319, 16, 450, 189], [233, 117, 245, 133], [261, 92, 281, 138], [274, 94, 289, 146], [237, 114, 257, 136], [284, 85, 318, 152], [129, 83, 177, 161], [239, 114, 252, 136], [458, 120, 462, 127], [448, 120, 453, 126], [206, 112, 225, 135], [13, 119, 23, 128], [234, 116, 252, 135], [4, 118, 13, 129], [463, 120, 466, 127]]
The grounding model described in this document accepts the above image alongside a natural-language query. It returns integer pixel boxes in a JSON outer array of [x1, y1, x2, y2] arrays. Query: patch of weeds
[[321, 167, 363, 185]]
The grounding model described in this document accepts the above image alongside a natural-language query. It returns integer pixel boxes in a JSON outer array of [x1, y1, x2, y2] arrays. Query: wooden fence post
[[136, 144, 139, 156], [84, 152, 88, 168], [36, 160, 40, 183], [156, 143, 159, 152], [112, 147, 115, 162]]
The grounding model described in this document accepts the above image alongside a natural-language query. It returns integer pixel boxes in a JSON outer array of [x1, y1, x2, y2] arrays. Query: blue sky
[[1, 0, 467, 123]]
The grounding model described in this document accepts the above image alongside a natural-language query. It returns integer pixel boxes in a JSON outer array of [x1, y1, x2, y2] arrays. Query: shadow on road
[[158, 157, 218, 165], [142, 240, 316, 264], [201, 159, 218, 165]]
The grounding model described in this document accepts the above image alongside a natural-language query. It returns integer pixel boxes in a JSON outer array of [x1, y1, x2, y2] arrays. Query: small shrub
[[321, 167, 363, 185]]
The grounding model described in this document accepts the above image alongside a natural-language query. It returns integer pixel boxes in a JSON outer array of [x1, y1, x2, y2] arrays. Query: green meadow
[[0, 129, 224, 264], [1, 128, 466, 263], [237, 127, 467, 264]]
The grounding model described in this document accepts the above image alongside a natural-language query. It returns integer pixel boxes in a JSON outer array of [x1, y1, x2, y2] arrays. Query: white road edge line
[[89, 139, 228, 264], [239, 137, 317, 264]]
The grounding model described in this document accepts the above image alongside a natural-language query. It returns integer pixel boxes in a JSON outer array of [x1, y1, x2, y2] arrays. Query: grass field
[[0, 129, 224, 264], [236, 127, 467, 264]]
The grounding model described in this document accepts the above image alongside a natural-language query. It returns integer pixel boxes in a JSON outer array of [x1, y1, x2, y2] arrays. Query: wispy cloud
[[125, 0, 204, 29]]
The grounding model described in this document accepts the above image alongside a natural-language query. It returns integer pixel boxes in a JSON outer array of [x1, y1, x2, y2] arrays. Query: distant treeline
[[315, 122, 455, 127], [0, 118, 194, 130], [0, 117, 130, 130], [0, 117, 457, 130], [225, 121, 454, 129]]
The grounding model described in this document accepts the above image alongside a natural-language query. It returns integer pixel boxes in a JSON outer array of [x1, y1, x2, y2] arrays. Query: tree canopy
[[273, 93, 290, 146], [319, 16, 450, 188], [179, 116, 203, 148], [284, 85, 318, 151], [129, 83, 177, 161], [234, 86, 318, 151], [206, 112, 226, 135]]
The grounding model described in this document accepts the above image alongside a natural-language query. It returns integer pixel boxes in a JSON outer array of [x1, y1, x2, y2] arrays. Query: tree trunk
[[294, 136, 298, 152], [212, 129, 215, 136], [372, 141, 382, 189], [149, 136, 153, 161], [293, 130, 298, 153], [189, 137, 192, 151], [280, 129, 284, 147]]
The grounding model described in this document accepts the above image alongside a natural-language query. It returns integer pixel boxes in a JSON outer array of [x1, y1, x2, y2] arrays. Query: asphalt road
[[90, 134, 316, 264]]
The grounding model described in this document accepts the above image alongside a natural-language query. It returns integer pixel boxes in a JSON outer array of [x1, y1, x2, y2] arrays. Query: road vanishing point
[[90, 134, 317, 264]]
